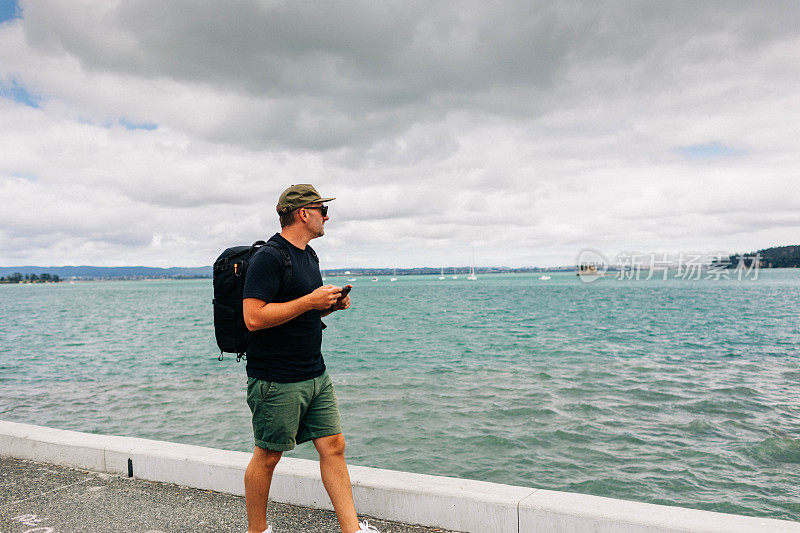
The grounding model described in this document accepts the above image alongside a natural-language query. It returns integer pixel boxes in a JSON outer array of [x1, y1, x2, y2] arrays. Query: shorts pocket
[[259, 380, 275, 400]]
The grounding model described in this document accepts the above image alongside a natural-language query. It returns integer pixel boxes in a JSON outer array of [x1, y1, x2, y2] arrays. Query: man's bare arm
[[244, 285, 342, 331]]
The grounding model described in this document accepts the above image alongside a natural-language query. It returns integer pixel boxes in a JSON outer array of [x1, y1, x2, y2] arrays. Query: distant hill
[[758, 245, 800, 268], [0, 265, 212, 279], [712, 245, 799, 269]]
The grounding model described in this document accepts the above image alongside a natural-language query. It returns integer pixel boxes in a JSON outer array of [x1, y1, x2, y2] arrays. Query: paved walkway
[[0, 457, 461, 533]]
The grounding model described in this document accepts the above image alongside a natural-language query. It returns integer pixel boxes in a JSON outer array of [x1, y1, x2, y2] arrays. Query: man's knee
[[315, 433, 346, 457], [252, 446, 283, 471]]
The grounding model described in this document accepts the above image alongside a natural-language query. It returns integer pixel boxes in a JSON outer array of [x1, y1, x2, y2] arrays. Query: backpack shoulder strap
[[306, 244, 319, 265], [262, 240, 293, 298]]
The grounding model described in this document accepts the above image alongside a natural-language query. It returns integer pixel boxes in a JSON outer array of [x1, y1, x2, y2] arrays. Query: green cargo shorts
[[246, 371, 342, 451]]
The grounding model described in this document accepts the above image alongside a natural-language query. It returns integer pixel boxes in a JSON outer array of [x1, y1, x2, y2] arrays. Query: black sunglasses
[[302, 205, 328, 216]]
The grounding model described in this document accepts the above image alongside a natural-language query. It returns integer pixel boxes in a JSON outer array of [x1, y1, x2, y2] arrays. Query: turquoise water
[[1, 272, 799, 520]]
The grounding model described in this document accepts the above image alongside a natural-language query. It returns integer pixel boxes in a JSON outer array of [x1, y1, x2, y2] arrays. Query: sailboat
[[439, 267, 445, 280], [390, 269, 397, 282], [452, 267, 458, 280], [467, 247, 477, 280]]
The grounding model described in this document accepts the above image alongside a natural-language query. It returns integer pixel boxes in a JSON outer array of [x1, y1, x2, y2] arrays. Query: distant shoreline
[[1, 243, 797, 280], [1, 267, 798, 284]]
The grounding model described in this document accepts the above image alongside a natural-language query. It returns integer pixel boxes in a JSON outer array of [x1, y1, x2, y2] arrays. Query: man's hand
[[331, 294, 350, 311], [305, 285, 343, 310]]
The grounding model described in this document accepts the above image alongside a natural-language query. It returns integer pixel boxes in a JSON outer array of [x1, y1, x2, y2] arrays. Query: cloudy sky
[[1, 1, 798, 268]]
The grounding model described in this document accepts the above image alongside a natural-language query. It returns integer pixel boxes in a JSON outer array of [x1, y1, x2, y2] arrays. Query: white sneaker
[[355, 520, 380, 532], [263, 527, 272, 533]]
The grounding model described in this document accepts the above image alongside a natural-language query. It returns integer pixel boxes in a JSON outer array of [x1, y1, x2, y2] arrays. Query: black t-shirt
[[242, 234, 325, 382]]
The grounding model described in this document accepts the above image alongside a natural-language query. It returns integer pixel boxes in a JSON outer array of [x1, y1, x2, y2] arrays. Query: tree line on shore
[[0, 273, 61, 284], [719, 245, 800, 269]]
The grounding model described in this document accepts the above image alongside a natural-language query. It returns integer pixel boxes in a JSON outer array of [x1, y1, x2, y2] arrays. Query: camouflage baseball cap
[[276, 184, 335, 215]]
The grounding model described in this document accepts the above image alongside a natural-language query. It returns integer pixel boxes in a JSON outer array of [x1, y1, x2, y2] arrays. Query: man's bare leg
[[245, 445, 283, 533], [314, 433, 360, 533]]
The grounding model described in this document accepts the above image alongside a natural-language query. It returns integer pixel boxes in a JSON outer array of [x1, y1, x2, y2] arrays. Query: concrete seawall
[[1, 420, 798, 533]]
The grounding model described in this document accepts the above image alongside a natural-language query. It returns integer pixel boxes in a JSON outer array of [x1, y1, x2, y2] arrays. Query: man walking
[[242, 184, 377, 533]]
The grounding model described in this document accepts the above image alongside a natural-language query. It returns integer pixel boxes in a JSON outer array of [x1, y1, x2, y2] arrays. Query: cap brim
[[294, 196, 336, 210]]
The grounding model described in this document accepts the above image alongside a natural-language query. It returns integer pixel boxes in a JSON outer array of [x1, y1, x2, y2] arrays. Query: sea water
[[1, 271, 798, 520]]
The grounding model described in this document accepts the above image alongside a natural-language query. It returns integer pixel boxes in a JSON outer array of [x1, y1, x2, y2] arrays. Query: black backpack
[[211, 238, 318, 361]]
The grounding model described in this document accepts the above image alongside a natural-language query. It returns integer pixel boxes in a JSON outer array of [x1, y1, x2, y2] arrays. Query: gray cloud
[[8, 1, 799, 151], [24, 1, 568, 93], [13, 0, 587, 148]]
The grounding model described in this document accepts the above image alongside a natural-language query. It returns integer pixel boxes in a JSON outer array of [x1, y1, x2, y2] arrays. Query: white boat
[[539, 275, 551, 280], [452, 267, 458, 279], [347, 278, 356, 282], [467, 248, 477, 280], [371, 277, 378, 282], [439, 267, 445, 280], [321, 270, 326, 281], [390, 269, 397, 282]]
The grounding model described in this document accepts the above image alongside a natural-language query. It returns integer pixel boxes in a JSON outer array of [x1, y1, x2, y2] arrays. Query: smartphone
[[329, 284, 352, 310], [338, 285, 352, 299]]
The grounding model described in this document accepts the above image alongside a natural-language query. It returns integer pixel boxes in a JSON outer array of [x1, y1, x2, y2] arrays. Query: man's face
[[301, 203, 328, 238]]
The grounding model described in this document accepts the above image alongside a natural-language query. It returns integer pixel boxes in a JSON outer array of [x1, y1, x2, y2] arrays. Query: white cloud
[[0, 1, 799, 268]]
